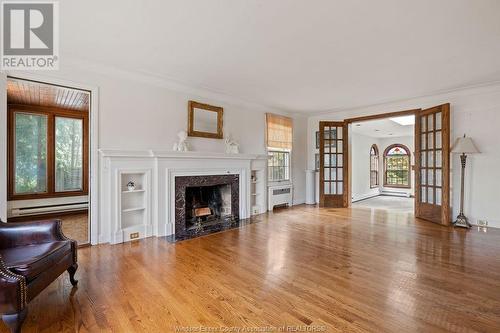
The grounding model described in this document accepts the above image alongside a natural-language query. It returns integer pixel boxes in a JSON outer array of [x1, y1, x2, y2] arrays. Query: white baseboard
[[352, 193, 380, 203]]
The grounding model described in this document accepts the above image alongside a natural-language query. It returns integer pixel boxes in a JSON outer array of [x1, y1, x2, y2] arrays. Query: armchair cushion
[[1, 241, 72, 282]]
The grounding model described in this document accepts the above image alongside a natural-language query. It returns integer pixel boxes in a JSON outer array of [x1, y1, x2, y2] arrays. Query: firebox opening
[[185, 184, 232, 230]]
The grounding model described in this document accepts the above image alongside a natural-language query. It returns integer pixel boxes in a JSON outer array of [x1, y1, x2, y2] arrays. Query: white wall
[[3, 63, 307, 236], [291, 115, 307, 205], [350, 133, 414, 201], [351, 133, 380, 201], [307, 83, 500, 228]]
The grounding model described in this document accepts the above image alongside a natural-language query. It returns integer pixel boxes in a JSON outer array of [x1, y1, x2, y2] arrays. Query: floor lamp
[[451, 135, 480, 228]]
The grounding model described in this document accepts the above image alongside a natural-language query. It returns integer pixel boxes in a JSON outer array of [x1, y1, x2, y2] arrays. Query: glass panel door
[[415, 104, 450, 225], [319, 121, 348, 207]]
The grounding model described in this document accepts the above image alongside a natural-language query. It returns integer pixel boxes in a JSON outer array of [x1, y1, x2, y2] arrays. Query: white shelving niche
[[118, 170, 151, 242], [250, 159, 267, 216]]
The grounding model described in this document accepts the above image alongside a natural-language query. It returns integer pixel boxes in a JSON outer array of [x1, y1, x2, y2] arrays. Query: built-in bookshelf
[[119, 171, 149, 241], [250, 167, 266, 216]]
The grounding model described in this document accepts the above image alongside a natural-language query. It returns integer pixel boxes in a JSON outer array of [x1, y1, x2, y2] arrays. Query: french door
[[415, 104, 451, 225], [319, 121, 349, 207]]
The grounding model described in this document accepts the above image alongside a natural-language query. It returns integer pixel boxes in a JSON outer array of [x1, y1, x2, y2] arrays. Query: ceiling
[[60, 0, 500, 113], [7, 78, 90, 111], [351, 117, 414, 138]]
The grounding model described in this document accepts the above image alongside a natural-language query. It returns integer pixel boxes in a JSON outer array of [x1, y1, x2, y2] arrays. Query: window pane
[[324, 168, 330, 180], [427, 151, 434, 166], [331, 182, 336, 194], [324, 154, 331, 167], [337, 182, 343, 194], [385, 147, 410, 187], [427, 132, 433, 148], [14, 113, 48, 194], [421, 186, 427, 203], [435, 112, 442, 130], [421, 169, 426, 185], [436, 188, 442, 205], [267, 151, 291, 182], [428, 187, 434, 204], [435, 131, 442, 148], [435, 150, 442, 167], [428, 170, 434, 186], [55, 117, 84, 192], [436, 169, 442, 186]]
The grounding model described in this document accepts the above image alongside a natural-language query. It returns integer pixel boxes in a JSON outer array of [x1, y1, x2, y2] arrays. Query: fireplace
[[185, 184, 232, 230], [175, 174, 239, 238]]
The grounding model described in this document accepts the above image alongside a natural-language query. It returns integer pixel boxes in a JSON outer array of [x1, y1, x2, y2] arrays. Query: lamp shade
[[452, 136, 480, 154]]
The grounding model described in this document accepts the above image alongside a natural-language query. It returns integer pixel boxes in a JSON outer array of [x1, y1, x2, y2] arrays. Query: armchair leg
[[67, 263, 78, 286], [2, 308, 27, 333]]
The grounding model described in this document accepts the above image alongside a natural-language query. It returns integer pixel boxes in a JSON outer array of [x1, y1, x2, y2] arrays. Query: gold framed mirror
[[188, 101, 223, 139]]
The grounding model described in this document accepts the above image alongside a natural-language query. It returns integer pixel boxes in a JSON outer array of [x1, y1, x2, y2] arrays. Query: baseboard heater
[[11, 202, 89, 217], [381, 191, 412, 198], [268, 184, 293, 211]]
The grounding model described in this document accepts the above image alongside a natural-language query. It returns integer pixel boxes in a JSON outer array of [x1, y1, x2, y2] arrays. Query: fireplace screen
[[185, 184, 232, 230]]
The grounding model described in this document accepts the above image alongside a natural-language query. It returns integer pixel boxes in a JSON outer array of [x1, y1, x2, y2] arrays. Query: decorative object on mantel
[[224, 135, 240, 154], [172, 130, 190, 152], [188, 100, 224, 139], [451, 134, 480, 228], [127, 181, 136, 191]]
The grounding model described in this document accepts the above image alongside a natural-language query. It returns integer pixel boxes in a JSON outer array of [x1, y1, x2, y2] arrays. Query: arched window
[[384, 144, 411, 188], [370, 144, 379, 188]]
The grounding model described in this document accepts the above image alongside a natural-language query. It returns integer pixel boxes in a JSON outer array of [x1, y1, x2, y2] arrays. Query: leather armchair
[[0, 220, 78, 333]]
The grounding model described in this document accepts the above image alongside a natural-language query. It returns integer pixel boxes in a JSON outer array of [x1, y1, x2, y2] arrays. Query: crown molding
[[306, 79, 500, 117], [63, 57, 291, 115], [47, 56, 500, 118]]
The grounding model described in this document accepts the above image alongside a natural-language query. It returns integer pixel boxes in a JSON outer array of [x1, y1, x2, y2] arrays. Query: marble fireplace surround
[[99, 150, 267, 244], [174, 174, 239, 237]]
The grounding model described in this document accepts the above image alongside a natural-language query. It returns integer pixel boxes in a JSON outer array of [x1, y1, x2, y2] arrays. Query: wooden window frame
[[383, 143, 411, 189], [370, 144, 379, 188], [8, 104, 89, 200]]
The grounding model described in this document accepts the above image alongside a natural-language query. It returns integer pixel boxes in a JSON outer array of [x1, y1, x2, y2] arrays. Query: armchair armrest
[[0, 220, 69, 250], [0, 255, 27, 314]]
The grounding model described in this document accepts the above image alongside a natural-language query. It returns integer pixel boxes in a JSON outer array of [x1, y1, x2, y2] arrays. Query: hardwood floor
[[3, 205, 500, 332]]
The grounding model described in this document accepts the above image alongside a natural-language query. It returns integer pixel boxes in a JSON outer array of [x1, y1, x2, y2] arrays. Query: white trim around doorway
[[3, 72, 100, 245]]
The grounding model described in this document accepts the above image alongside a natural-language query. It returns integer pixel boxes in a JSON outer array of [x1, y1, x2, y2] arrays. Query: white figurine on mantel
[[173, 130, 189, 152], [224, 135, 239, 154]]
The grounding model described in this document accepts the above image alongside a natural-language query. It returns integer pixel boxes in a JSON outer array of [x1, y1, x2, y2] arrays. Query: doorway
[[350, 114, 415, 214], [5, 77, 91, 245], [319, 105, 451, 226]]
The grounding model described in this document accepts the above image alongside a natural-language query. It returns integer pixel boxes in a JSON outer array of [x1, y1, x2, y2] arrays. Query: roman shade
[[266, 113, 293, 150]]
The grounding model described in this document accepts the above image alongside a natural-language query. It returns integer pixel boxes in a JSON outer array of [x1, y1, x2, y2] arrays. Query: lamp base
[[453, 213, 471, 228]]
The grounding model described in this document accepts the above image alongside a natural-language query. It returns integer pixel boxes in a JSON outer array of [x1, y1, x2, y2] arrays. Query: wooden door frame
[[344, 109, 420, 207], [5, 74, 100, 245]]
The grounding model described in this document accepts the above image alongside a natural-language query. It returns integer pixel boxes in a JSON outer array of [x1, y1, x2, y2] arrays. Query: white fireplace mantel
[[98, 149, 268, 244], [99, 149, 267, 161]]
